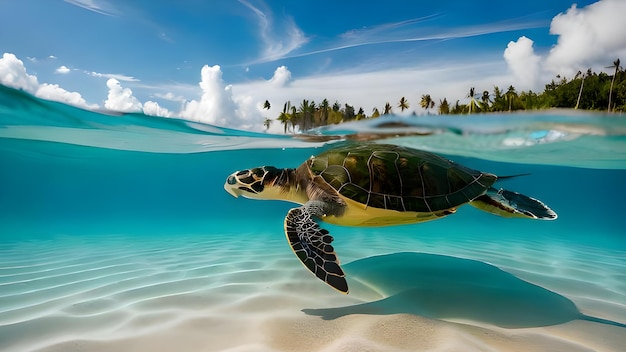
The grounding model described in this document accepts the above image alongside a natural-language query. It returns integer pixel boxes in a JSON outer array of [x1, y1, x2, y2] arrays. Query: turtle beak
[[224, 175, 241, 198]]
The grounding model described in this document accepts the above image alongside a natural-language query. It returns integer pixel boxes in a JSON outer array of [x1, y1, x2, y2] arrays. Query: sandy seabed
[[1, 232, 625, 352]]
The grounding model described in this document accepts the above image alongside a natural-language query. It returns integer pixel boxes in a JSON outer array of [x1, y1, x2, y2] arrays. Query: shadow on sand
[[304, 252, 625, 329]]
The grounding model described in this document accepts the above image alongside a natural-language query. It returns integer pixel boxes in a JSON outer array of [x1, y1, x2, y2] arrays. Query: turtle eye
[[227, 175, 237, 185]]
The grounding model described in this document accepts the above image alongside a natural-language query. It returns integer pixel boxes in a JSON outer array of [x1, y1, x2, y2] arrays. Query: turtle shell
[[307, 143, 497, 213]]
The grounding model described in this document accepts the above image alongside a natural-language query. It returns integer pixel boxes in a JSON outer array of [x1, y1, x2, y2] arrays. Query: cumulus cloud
[[503, 36, 542, 90], [142, 100, 173, 117], [545, 0, 626, 77], [269, 65, 292, 87], [180, 65, 240, 126], [0, 53, 97, 109], [56, 65, 71, 74], [0, 53, 39, 92], [37, 83, 98, 109], [104, 78, 143, 112], [103, 79, 173, 117], [502, 0, 626, 89]]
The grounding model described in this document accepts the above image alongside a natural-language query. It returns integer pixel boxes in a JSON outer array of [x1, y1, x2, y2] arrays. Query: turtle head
[[224, 166, 291, 200]]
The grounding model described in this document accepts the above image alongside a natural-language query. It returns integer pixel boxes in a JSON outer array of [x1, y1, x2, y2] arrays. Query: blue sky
[[1, 0, 624, 131]]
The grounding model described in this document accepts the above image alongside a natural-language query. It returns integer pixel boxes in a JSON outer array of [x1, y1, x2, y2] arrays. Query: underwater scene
[[1, 85, 625, 351]]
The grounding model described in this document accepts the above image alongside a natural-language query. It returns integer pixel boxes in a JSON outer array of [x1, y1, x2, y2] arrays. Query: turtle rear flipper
[[284, 203, 349, 293], [470, 188, 557, 220]]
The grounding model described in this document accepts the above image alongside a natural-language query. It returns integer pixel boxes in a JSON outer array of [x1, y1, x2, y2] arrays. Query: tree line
[[264, 58, 624, 133]]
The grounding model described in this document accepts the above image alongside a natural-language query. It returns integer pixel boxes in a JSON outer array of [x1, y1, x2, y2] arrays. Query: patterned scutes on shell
[[308, 144, 497, 213]]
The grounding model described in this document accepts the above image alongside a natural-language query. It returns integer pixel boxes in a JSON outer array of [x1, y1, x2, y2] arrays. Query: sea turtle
[[224, 143, 557, 294]]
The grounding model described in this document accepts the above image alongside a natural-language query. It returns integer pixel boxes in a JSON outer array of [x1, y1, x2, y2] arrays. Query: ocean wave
[[1, 84, 625, 168]]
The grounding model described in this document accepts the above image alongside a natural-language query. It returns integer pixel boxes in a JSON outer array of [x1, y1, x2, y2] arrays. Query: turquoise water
[[1, 85, 625, 351]]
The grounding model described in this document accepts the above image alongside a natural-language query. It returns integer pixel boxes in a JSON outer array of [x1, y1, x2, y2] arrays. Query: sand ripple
[[0, 232, 625, 352]]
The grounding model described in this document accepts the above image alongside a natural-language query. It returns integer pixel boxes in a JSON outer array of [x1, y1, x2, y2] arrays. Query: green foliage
[[419, 94, 435, 113], [466, 87, 480, 113], [541, 71, 620, 111], [398, 97, 409, 112], [438, 98, 449, 115], [270, 59, 624, 132], [615, 77, 626, 112], [383, 102, 393, 115]]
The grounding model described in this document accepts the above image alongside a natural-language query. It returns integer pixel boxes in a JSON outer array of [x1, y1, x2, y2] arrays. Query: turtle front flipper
[[284, 203, 348, 294], [470, 188, 557, 220]]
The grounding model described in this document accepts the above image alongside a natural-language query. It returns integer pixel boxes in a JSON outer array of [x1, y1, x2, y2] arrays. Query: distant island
[[264, 59, 624, 133]]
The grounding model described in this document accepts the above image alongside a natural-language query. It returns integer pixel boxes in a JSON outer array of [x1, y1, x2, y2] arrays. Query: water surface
[[1, 85, 625, 351]]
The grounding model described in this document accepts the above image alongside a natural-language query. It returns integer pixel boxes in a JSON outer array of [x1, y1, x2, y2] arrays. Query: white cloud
[[269, 65, 291, 87], [266, 14, 545, 64], [88, 71, 139, 82], [233, 61, 512, 133], [238, 0, 308, 62], [502, 0, 626, 90], [155, 92, 186, 103], [3, 53, 187, 118], [36, 83, 98, 109], [232, 94, 262, 131], [0, 52, 513, 132], [503, 36, 542, 90], [0, 53, 39, 93], [0, 52, 97, 110], [545, 0, 626, 77], [142, 101, 173, 117], [56, 65, 71, 74], [104, 78, 143, 112], [64, 0, 117, 16], [180, 65, 240, 126]]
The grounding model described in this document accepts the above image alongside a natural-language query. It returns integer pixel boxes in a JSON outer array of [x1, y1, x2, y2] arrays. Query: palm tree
[[492, 86, 506, 111], [506, 85, 518, 111], [607, 58, 621, 112], [356, 107, 365, 120], [343, 103, 355, 121], [383, 102, 393, 115], [319, 98, 330, 126], [309, 101, 316, 128], [262, 100, 272, 130], [481, 90, 491, 112], [290, 105, 298, 132], [296, 100, 309, 131], [451, 100, 463, 114], [277, 101, 292, 134], [466, 87, 480, 113], [371, 107, 381, 118], [438, 98, 450, 115], [419, 94, 435, 113], [398, 97, 409, 112], [574, 69, 591, 109]]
